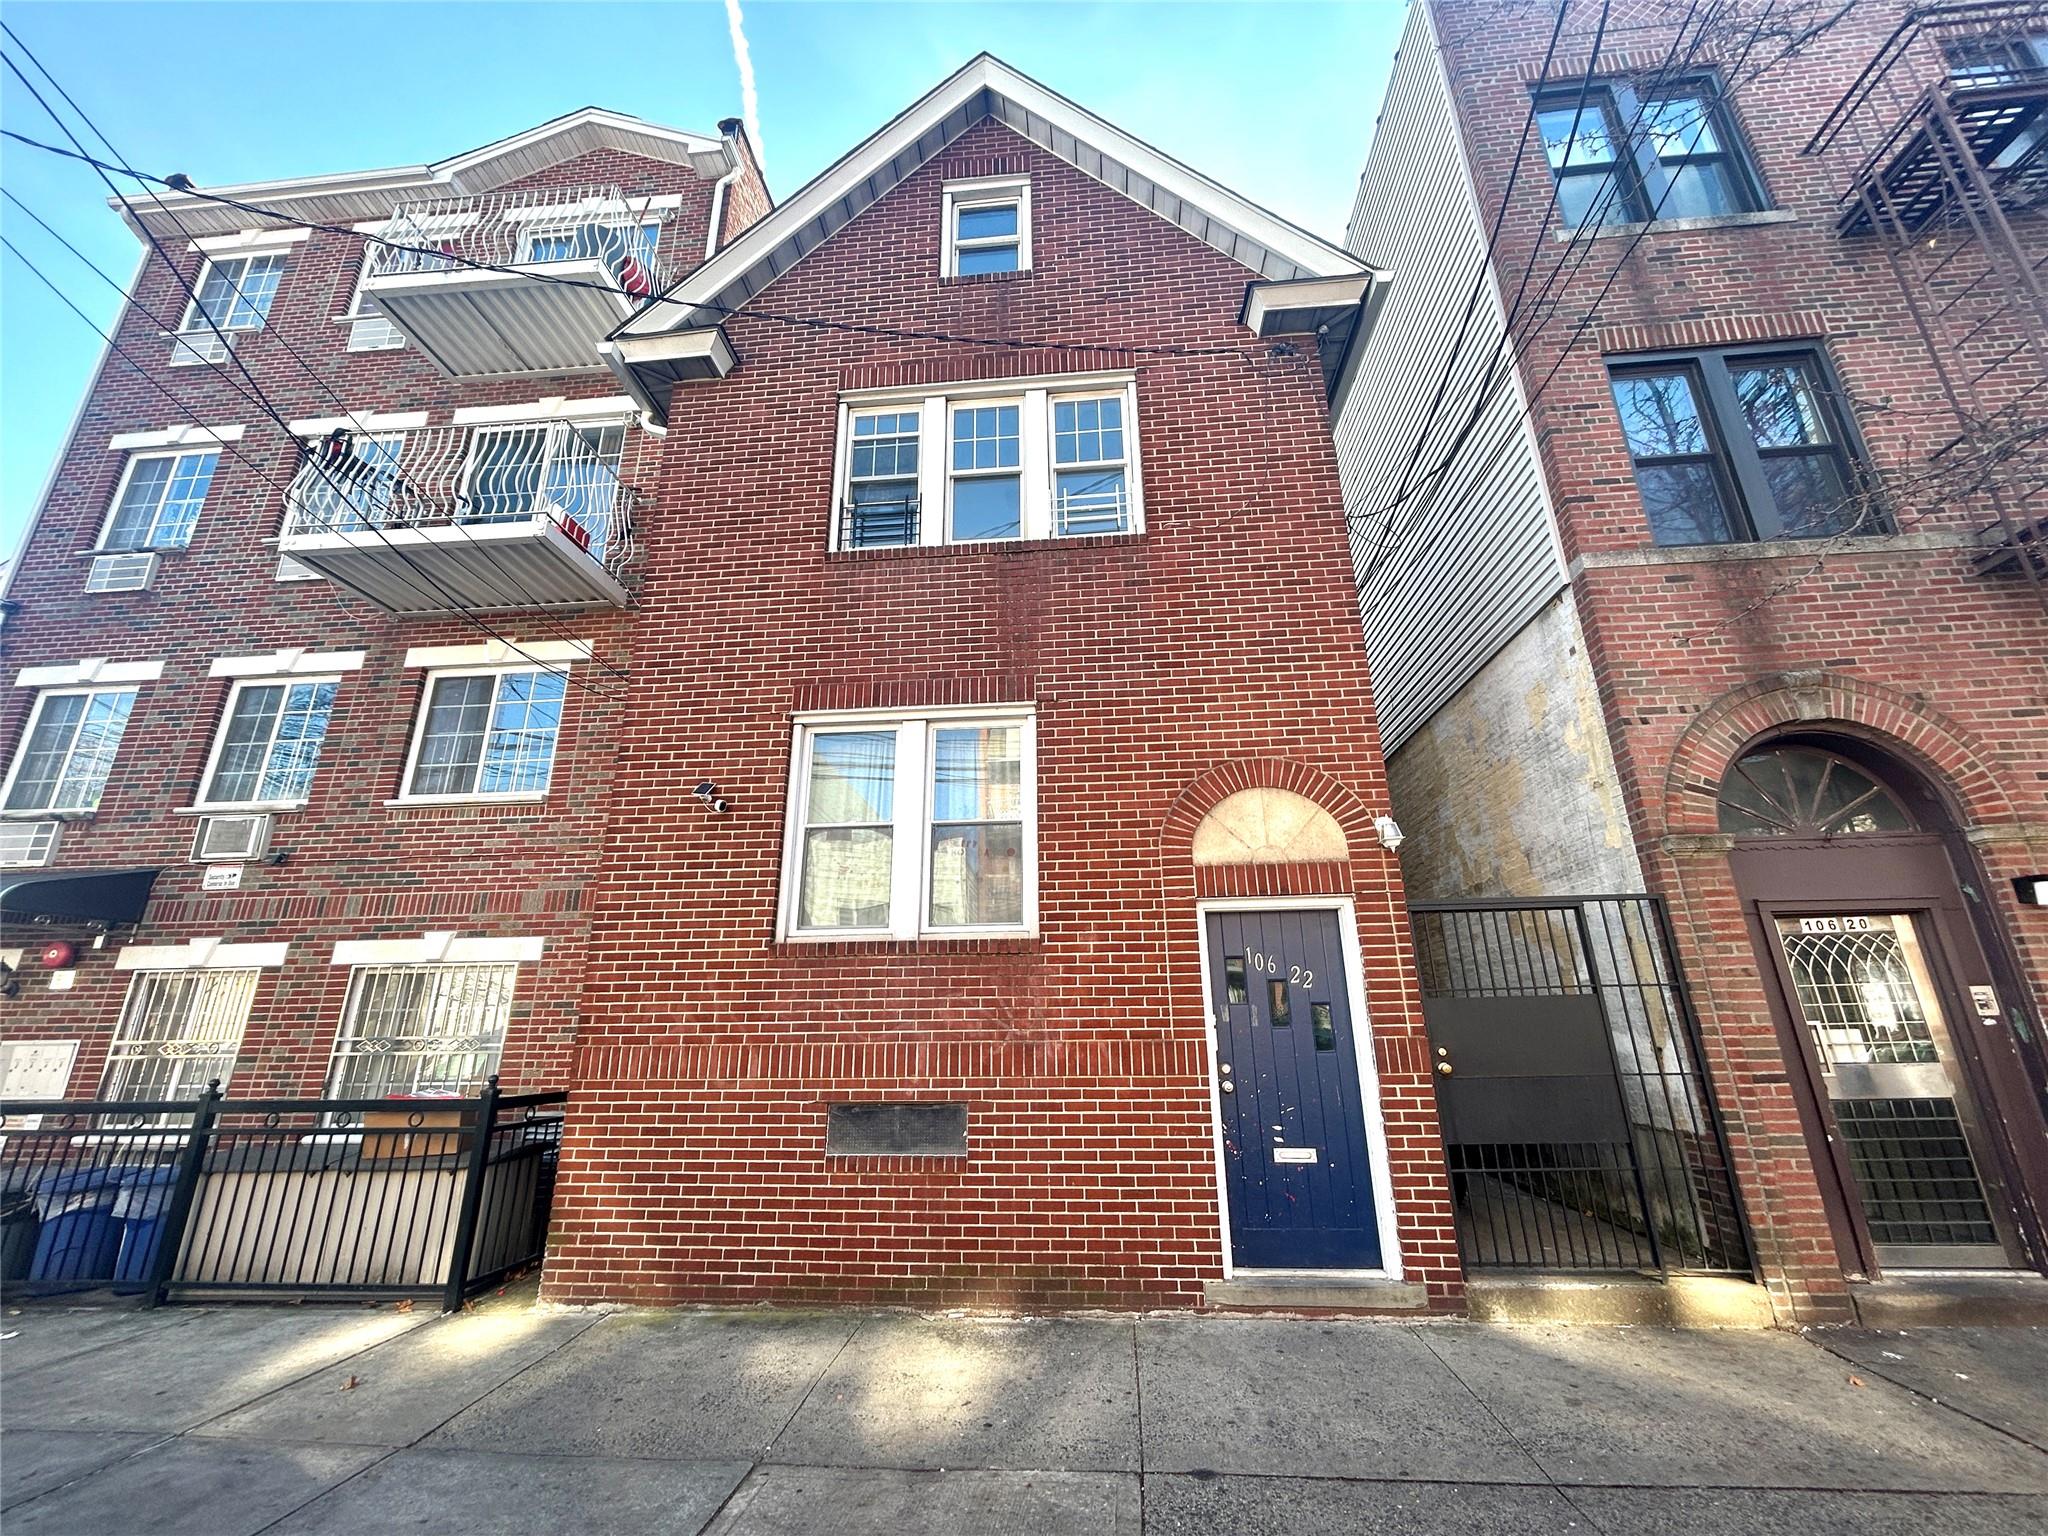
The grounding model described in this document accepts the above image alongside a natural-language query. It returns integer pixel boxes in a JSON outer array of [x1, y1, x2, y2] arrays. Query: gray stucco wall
[[1385, 590, 1644, 899]]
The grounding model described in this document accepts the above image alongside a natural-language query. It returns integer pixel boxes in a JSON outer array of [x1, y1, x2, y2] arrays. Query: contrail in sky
[[724, 0, 766, 174]]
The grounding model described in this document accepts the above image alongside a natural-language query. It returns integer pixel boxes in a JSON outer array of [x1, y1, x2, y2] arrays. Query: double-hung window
[[102, 970, 258, 1102], [401, 667, 567, 800], [942, 177, 1030, 276], [199, 678, 339, 809], [2, 687, 138, 814], [328, 964, 515, 1098], [99, 449, 219, 551], [1609, 346, 1873, 545], [1537, 77, 1763, 227], [173, 251, 286, 364], [834, 378, 1143, 550], [784, 710, 1035, 939]]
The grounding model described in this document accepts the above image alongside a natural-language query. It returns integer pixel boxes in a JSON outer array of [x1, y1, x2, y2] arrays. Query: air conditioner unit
[[0, 821, 60, 869], [85, 551, 159, 593], [191, 813, 271, 863]]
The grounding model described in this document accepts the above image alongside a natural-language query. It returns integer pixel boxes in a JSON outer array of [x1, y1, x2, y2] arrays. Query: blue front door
[[1208, 909, 1382, 1270]]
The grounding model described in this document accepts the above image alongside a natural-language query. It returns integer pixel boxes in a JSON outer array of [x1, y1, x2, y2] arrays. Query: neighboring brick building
[[3, 60, 1466, 1311], [0, 108, 764, 1109], [1338, 0, 2048, 1323]]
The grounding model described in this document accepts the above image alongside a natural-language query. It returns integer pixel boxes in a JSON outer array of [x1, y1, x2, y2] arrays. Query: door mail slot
[[1272, 1147, 1318, 1164]]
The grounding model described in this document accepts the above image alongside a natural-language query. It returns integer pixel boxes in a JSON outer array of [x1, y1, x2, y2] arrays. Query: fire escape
[[1806, 2, 2048, 614]]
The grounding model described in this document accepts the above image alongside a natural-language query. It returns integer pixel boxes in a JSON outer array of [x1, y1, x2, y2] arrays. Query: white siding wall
[[1332, 2, 1565, 751]]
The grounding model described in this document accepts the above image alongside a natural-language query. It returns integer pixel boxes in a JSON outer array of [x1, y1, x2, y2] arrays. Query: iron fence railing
[[0, 1078, 564, 1309], [1411, 896, 1754, 1276]]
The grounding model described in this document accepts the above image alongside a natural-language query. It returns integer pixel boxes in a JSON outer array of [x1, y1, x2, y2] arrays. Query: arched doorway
[[1720, 733, 2048, 1276]]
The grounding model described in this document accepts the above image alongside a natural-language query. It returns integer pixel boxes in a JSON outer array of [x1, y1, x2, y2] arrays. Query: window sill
[[1553, 208, 1799, 242], [776, 933, 1039, 957], [383, 793, 550, 809], [939, 268, 1032, 286], [828, 530, 1145, 562], [1570, 526, 1984, 574], [174, 803, 306, 817], [0, 808, 92, 823]]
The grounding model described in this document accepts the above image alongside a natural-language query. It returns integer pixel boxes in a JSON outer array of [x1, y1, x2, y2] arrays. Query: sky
[[0, 0, 1405, 553]]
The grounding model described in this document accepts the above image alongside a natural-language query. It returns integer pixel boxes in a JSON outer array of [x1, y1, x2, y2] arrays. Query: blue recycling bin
[[111, 1167, 183, 1287], [29, 1168, 124, 1283]]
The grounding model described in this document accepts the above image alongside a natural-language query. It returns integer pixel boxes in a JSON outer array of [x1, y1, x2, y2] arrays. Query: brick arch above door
[[1660, 672, 2023, 838], [1162, 760, 1380, 899]]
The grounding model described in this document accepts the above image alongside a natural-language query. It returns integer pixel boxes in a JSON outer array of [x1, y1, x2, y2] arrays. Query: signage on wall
[[1797, 915, 1873, 933], [1970, 985, 2000, 1019], [203, 864, 244, 891]]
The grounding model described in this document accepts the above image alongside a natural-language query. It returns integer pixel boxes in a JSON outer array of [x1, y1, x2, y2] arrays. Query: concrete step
[[1848, 1272, 2048, 1327], [1202, 1275, 1431, 1313], [1467, 1273, 1776, 1328]]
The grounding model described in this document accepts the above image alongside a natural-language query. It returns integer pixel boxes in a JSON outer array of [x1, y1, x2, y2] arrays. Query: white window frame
[[96, 447, 221, 552], [177, 250, 286, 335], [395, 664, 569, 805], [342, 247, 406, 352], [778, 705, 1038, 942], [941, 176, 1032, 277], [0, 685, 139, 818], [194, 675, 343, 812], [828, 375, 1144, 552]]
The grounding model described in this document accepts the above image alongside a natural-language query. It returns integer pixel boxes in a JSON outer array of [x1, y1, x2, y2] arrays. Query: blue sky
[[0, 1, 1403, 552]]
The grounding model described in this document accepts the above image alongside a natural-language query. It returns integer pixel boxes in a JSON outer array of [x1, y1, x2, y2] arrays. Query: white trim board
[[117, 939, 289, 971], [1194, 896, 1405, 1283], [107, 424, 247, 451], [209, 649, 365, 678], [402, 639, 590, 669], [329, 933, 545, 966], [15, 658, 165, 688]]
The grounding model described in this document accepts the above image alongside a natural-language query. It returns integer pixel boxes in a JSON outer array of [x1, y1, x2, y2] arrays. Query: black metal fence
[[0, 1077, 565, 1309], [1412, 897, 1753, 1276]]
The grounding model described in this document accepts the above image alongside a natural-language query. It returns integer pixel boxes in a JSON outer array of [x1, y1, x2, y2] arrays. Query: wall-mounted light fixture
[[1374, 816, 1405, 852]]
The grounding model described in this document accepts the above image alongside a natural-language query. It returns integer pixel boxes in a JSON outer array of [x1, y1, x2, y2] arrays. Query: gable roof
[[603, 55, 1382, 415], [114, 108, 740, 241]]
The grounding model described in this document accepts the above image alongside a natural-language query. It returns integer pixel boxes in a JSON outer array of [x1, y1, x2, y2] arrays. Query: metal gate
[[1411, 897, 1751, 1275]]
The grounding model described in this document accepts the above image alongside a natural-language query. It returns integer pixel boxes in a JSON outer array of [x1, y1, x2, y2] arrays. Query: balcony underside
[[1840, 85, 2046, 234], [279, 518, 629, 613], [361, 258, 635, 377]]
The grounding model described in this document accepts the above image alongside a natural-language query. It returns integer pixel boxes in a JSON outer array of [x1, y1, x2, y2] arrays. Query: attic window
[[942, 177, 1030, 277]]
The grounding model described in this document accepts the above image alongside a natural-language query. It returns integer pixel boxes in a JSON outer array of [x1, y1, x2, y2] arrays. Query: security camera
[[693, 781, 731, 815], [710, 797, 731, 815]]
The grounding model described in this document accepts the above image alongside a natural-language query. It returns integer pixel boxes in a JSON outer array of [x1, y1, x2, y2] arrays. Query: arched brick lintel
[[1161, 759, 1379, 865], [1661, 673, 2022, 836]]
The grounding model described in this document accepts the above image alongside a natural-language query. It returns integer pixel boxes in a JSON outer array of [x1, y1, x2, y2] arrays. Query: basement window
[[942, 176, 1030, 277]]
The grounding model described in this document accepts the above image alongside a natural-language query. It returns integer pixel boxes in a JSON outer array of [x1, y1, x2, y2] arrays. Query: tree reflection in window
[[1717, 745, 1916, 837]]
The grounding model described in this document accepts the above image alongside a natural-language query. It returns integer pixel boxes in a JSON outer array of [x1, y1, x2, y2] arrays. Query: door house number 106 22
[[1247, 952, 1315, 989]]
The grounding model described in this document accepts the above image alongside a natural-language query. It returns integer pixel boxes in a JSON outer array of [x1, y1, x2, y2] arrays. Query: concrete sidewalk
[[2, 1296, 2044, 1535]]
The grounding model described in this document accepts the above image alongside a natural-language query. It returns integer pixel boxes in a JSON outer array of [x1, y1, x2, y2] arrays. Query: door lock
[[1436, 1061, 1454, 1076], [1221, 1080, 1236, 1094]]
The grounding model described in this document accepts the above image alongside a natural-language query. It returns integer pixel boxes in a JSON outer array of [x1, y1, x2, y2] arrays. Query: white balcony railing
[[357, 185, 680, 376], [277, 422, 639, 611]]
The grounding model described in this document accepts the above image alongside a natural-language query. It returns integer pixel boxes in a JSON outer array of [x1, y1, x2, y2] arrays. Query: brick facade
[[548, 118, 1460, 1310], [3, 95, 1459, 1311], [0, 133, 752, 1105], [1426, 0, 2048, 1319]]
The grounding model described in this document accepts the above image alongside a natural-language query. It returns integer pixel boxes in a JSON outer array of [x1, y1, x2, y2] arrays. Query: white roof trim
[[619, 54, 1370, 345], [117, 108, 739, 240]]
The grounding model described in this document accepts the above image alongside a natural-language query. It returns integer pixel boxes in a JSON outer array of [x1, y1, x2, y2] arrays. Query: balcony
[[357, 185, 680, 377], [277, 422, 638, 613]]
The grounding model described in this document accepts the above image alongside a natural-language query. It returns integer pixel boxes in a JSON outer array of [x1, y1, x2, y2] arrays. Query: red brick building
[[1339, 0, 2048, 1323], [4, 62, 1465, 1311]]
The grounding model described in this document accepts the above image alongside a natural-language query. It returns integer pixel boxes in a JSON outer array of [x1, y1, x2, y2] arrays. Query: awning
[[0, 867, 160, 928]]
